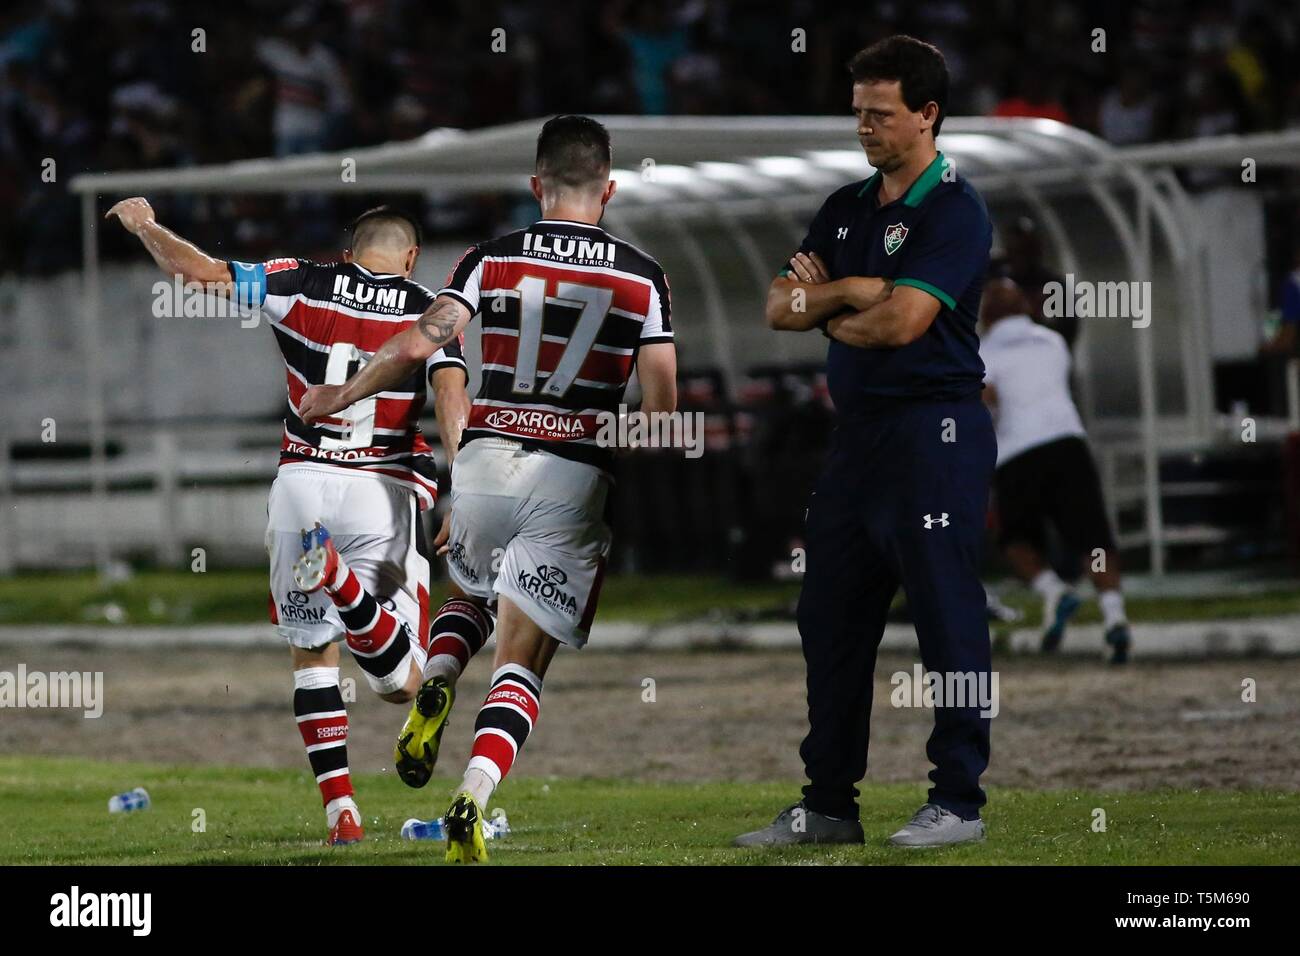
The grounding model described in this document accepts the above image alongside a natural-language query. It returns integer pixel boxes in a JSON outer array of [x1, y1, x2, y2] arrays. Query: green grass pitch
[[3, 569, 1300, 627], [2, 757, 1295, 865]]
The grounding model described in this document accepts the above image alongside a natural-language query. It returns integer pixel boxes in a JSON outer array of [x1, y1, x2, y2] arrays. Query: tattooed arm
[[299, 296, 473, 424]]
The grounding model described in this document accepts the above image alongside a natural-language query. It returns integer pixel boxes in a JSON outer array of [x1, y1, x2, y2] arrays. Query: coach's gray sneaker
[[732, 801, 864, 847], [888, 803, 985, 847]]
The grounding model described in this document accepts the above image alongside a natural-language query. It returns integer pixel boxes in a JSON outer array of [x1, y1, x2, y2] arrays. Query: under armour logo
[[923, 513, 950, 529], [836, 227, 848, 239]]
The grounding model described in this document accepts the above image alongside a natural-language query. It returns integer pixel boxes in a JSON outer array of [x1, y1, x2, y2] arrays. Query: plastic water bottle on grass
[[401, 817, 446, 841], [108, 787, 150, 813], [401, 809, 510, 841]]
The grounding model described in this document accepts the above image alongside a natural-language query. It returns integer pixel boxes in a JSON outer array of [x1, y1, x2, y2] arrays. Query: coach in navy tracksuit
[[735, 35, 996, 849]]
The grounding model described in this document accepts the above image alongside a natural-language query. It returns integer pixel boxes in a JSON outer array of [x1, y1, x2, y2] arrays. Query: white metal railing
[[0, 417, 453, 569]]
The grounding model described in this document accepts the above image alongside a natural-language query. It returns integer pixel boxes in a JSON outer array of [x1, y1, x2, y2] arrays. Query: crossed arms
[[766, 250, 941, 348]]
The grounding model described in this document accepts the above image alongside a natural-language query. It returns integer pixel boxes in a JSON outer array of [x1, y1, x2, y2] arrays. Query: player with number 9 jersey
[[106, 199, 473, 846], [230, 255, 466, 508]]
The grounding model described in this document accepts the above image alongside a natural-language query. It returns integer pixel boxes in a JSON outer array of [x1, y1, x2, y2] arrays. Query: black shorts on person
[[993, 435, 1116, 555]]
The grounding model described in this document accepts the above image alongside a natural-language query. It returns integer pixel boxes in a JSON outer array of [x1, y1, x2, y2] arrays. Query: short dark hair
[[847, 35, 949, 137], [347, 205, 422, 252], [535, 115, 612, 190]]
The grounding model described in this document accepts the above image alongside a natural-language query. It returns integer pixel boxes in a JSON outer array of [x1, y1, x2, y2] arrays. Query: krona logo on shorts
[[884, 223, 908, 255], [278, 600, 327, 623], [448, 542, 479, 583], [517, 564, 577, 616], [484, 408, 585, 438], [535, 565, 568, 585]]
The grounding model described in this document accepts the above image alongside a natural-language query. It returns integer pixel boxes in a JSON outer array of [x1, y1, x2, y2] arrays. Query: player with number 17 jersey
[[434, 218, 672, 647], [439, 218, 672, 471]]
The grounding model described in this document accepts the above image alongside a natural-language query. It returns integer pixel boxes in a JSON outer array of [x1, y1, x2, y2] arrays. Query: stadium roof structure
[[68, 116, 1300, 203], [66, 118, 1300, 576], [72, 115, 1127, 203]]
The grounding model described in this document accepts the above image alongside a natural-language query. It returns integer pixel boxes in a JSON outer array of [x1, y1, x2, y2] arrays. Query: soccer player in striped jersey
[[106, 200, 471, 846], [300, 115, 678, 862]]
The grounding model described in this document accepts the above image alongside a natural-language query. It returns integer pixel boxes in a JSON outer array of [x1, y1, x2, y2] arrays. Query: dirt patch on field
[[1, 644, 1297, 792]]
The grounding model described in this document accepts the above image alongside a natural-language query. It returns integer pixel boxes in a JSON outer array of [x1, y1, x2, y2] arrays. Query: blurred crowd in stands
[[3, 0, 1299, 275]]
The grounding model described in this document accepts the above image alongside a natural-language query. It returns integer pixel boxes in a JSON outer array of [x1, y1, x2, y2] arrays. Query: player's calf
[[395, 598, 493, 787], [440, 664, 541, 864], [294, 523, 418, 698], [459, 663, 543, 812], [425, 596, 493, 684]]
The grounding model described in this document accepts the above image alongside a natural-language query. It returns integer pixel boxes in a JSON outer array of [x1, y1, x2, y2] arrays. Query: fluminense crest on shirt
[[884, 222, 908, 255]]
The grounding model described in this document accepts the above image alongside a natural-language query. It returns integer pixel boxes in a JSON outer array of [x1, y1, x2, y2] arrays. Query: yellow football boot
[[444, 790, 489, 864], [394, 676, 454, 788]]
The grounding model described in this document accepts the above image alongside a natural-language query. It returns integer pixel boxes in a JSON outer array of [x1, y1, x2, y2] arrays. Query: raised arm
[[299, 295, 473, 424], [105, 197, 232, 288]]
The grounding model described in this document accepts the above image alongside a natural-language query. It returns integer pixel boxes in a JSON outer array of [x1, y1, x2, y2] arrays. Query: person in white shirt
[[979, 278, 1131, 663]]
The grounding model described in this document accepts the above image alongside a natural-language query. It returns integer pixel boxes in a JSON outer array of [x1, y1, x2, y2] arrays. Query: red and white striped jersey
[[228, 257, 467, 509], [439, 219, 673, 470]]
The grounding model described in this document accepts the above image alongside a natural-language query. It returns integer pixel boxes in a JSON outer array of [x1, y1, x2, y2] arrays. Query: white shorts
[[265, 464, 428, 669], [446, 438, 611, 648]]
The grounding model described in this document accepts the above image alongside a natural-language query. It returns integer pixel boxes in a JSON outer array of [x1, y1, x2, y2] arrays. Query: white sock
[[293, 666, 340, 691], [1099, 589, 1127, 629], [1031, 568, 1066, 602], [460, 767, 496, 810], [325, 796, 358, 829], [424, 655, 463, 685]]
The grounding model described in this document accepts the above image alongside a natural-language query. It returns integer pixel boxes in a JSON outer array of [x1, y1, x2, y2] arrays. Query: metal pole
[[81, 191, 111, 574], [1017, 183, 1089, 421], [660, 215, 741, 403], [712, 203, 794, 363], [155, 427, 181, 565], [1134, 186, 1166, 576], [1287, 358, 1300, 432], [1150, 168, 1213, 443], [0, 417, 13, 575], [1087, 178, 1165, 574]]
